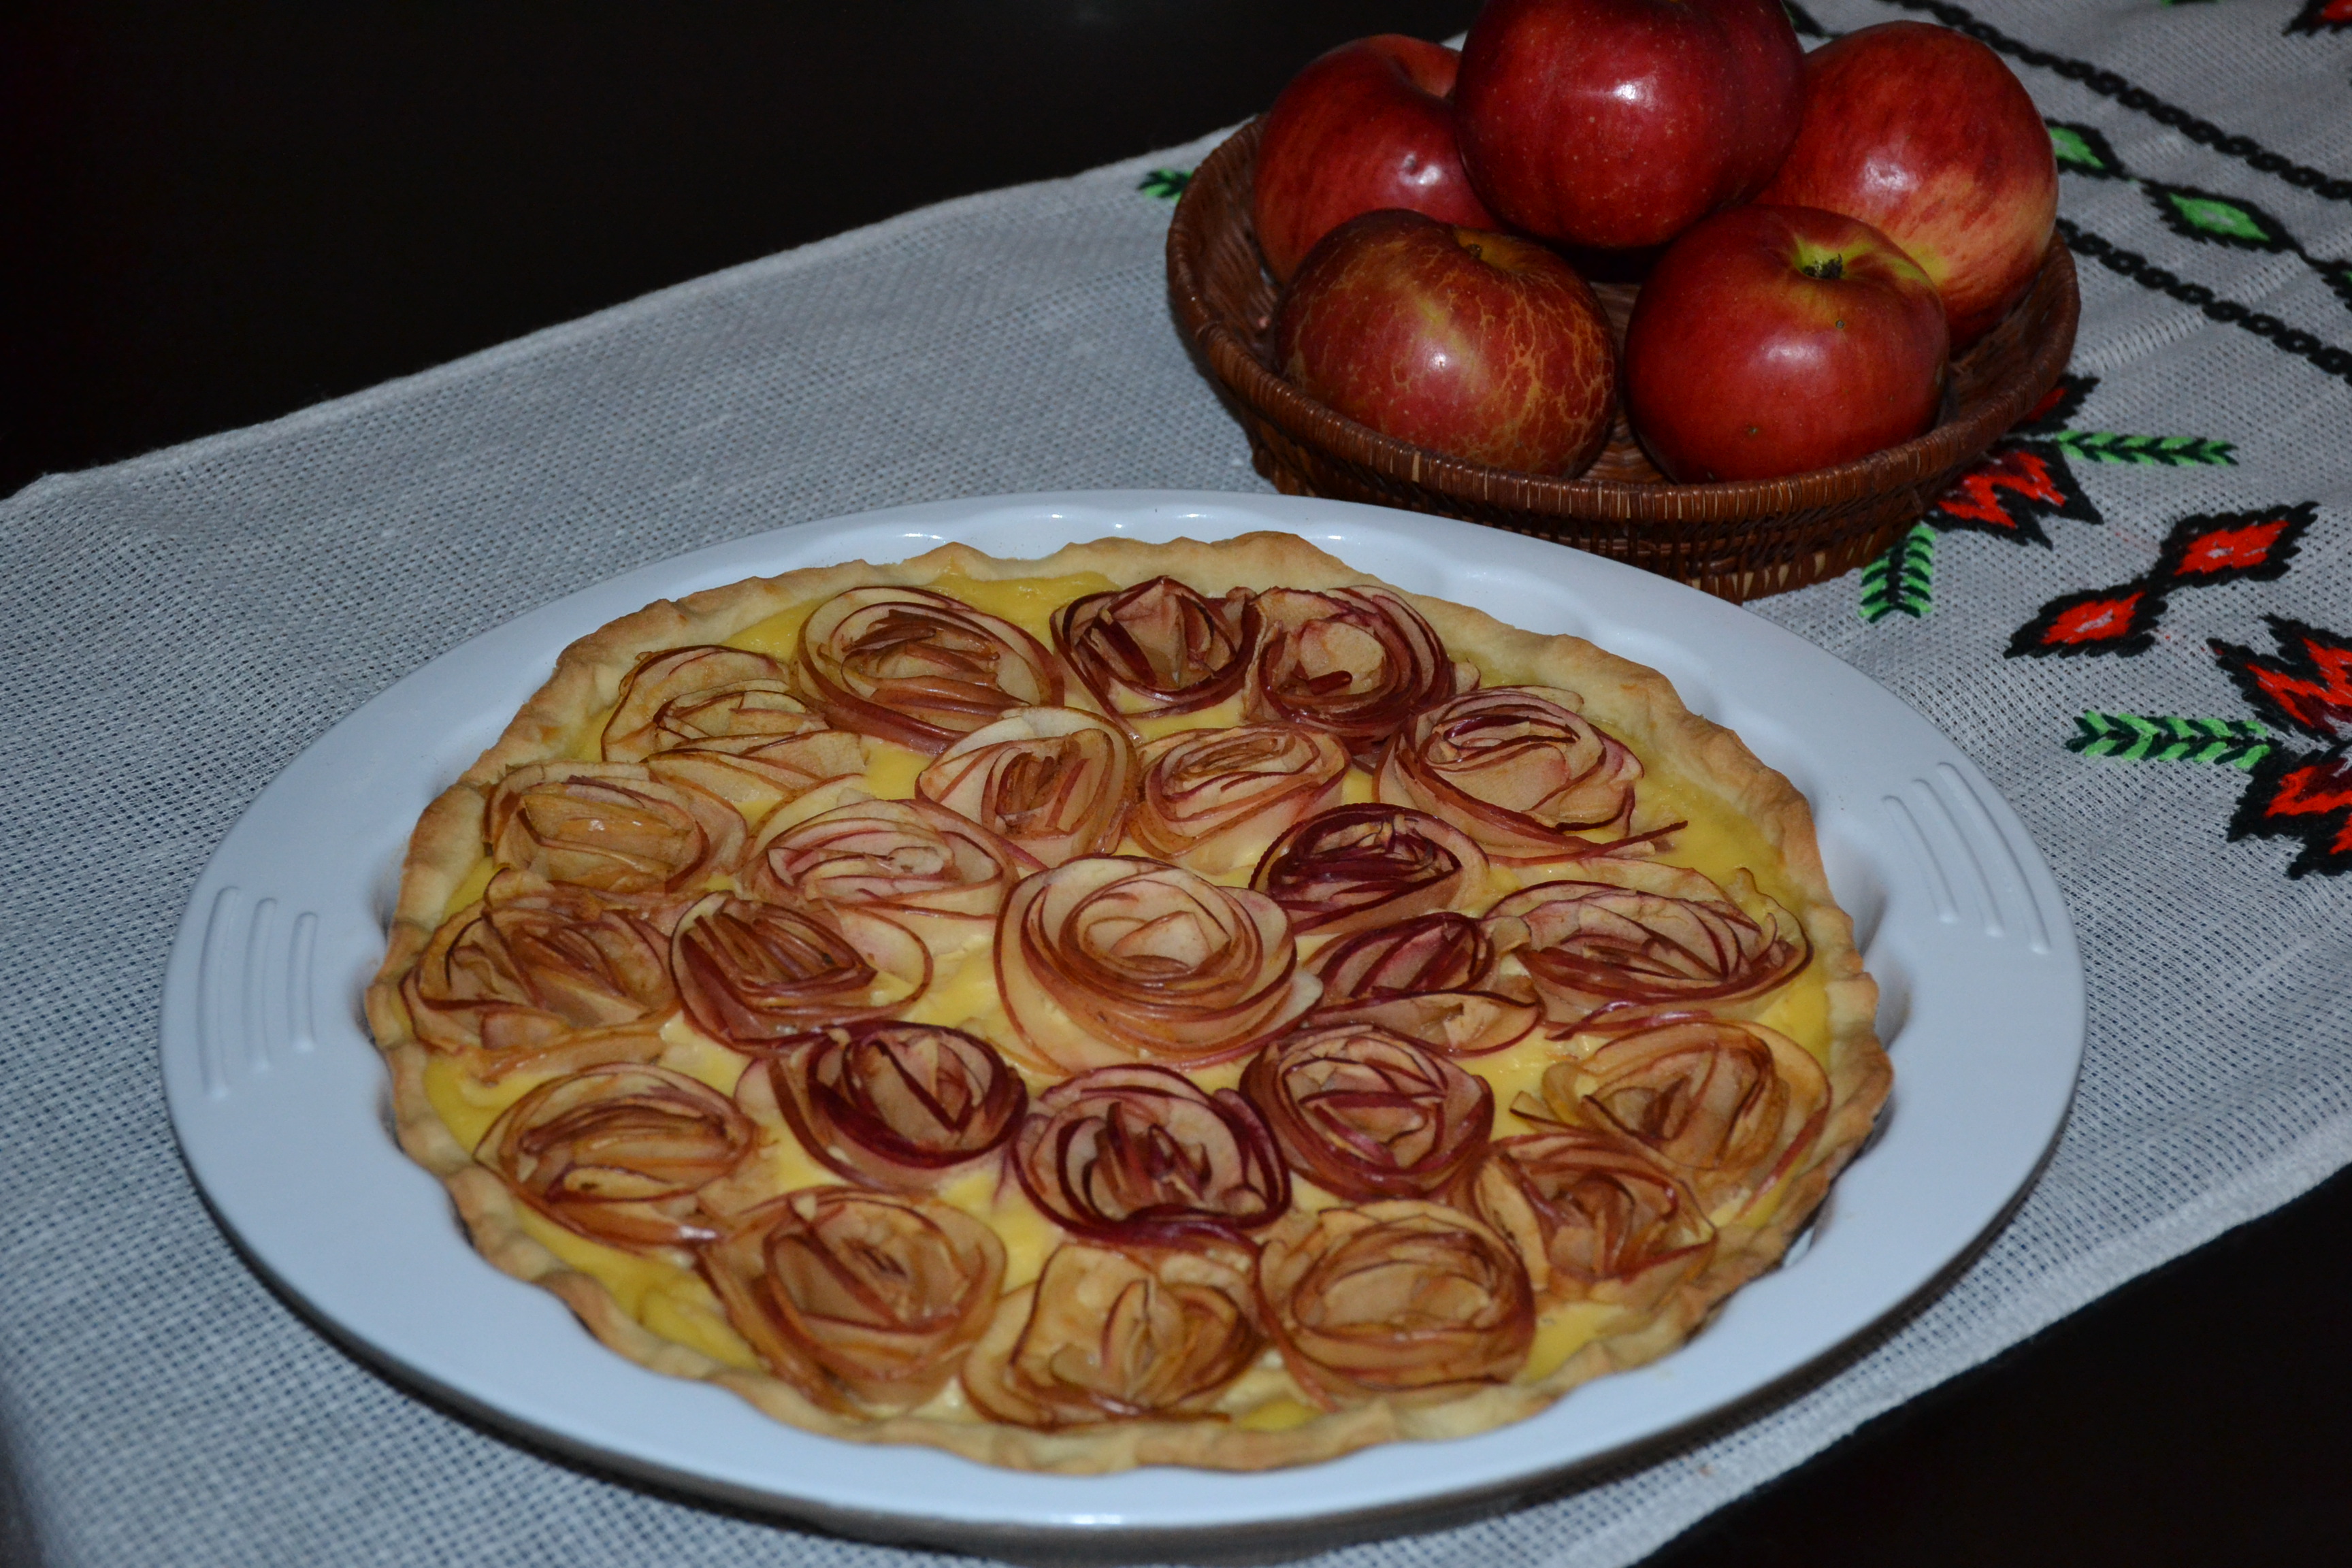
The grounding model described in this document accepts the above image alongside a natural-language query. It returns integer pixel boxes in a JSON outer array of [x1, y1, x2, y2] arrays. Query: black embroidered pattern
[[2048, 125, 2352, 312], [2008, 504, 2319, 660], [2211, 619, 2352, 878], [2058, 219, 2352, 386]]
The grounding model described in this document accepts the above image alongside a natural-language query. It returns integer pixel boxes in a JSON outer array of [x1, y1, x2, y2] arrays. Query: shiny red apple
[[1252, 35, 1497, 284], [1275, 209, 1616, 475], [1756, 21, 2058, 348], [1623, 204, 1949, 483], [1453, 0, 1802, 251]]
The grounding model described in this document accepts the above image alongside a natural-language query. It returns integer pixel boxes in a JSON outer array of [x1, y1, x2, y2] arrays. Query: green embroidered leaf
[[2048, 429, 2238, 467], [1859, 523, 1935, 623], [2047, 121, 2125, 180], [1138, 168, 1192, 201], [2149, 183, 2292, 252], [2170, 195, 2268, 243], [2067, 712, 2274, 769]]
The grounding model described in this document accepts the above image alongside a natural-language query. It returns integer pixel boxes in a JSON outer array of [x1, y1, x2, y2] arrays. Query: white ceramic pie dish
[[160, 491, 2082, 1562]]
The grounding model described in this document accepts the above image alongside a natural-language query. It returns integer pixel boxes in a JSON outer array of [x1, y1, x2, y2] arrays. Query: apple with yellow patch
[[1273, 208, 1616, 476]]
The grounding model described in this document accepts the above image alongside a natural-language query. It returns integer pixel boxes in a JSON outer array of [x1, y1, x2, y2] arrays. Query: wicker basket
[[1166, 117, 2080, 602]]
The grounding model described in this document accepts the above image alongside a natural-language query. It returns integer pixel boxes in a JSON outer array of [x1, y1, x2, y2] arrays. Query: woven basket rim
[[1166, 115, 2079, 527]]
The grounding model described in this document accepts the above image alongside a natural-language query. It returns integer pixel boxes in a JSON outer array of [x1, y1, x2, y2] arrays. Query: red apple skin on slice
[[1454, 0, 1802, 252], [1274, 209, 1616, 477], [1622, 203, 1949, 483], [1756, 21, 2058, 350], [1253, 35, 1498, 285]]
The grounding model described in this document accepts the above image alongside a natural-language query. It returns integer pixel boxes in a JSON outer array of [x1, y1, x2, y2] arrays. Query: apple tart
[[365, 532, 1888, 1473]]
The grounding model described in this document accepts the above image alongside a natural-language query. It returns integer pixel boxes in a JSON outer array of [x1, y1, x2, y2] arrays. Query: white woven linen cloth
[[4, 2, 2349, 1563]]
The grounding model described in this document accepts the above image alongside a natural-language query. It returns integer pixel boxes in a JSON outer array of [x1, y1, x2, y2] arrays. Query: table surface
[[7, 4, 2350, 1564]]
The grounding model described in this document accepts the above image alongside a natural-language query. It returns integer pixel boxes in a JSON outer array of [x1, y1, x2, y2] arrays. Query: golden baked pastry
[[365, 532, 1889, 1473]]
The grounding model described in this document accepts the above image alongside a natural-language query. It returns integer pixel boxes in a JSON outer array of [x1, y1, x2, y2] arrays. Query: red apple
[[1252, 35, 1498, 284], [1623, 204, 1948, 483], [1275, 209, 1615, 475], [1756, 21, 2058, 348], [1454, 0, 1802, 251]]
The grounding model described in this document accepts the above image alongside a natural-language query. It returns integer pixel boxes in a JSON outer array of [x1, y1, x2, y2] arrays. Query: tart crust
[[364, 532, 1889, 1473]]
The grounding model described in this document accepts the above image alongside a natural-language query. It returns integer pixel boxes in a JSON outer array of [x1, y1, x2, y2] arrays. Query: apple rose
[[765, 1022, 1026, 1192], [742, 797, 1039, 959], [401, 870, 676, 1062], [996, 856, 1320, 1073], [601, 646, 832, 758], [1305, 911, 1540, 1056], [1467, 1128, 1716, 1311], [1052, 576, 1259, 719], [796, 585, 1067, 753], [1244, 585, 1473, 759], [1241, 1024, 1492, 1201], [600, 646, 866, 812], [670, 894, 930, 1049], [1258, 1200, 1534, 1407], [962, 1237, 1265, 1428], [1484, 860, 1808, 1026], [1532, 1018, 1830, 1216], [1127, 723, 1349, 874], [1375, 686, 1644, 861], [1012, 1065, 1290, 1241], [915, 707, 1137, 868], [636, 739, 868, 829], [479, 1063, 754, 1250], [1251, 803, 1490, 936], [702, 1186, 1004, 1414], [485, 761, 745, 898]]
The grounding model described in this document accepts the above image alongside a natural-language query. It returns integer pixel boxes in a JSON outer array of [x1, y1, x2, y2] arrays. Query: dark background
[[6, 3, 2350, 1563]]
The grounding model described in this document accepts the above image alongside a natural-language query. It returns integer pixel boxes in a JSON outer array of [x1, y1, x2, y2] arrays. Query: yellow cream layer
[[423, 570, 1837, 1414], [726, 570, 1120, 666]]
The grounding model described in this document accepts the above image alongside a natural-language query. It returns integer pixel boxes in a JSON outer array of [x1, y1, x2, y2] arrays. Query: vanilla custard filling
[[421, 571, 1839, 1413]]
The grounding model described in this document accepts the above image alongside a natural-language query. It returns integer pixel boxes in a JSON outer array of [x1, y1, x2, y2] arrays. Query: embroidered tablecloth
[[2, 2, 2347, 1564]]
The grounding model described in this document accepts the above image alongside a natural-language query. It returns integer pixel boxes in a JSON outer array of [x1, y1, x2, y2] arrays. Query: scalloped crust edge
[[364, 530, 1891, 1475]]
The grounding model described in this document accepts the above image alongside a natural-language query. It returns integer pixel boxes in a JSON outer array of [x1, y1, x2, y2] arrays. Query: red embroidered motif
[[2212, 617, 2352, 741], [2230, 753, 2352, 877], [2174, 520, 2289, 576], [2010, 585, 2162, 658], [1932, 446, 2098, 545], [2010, 504, 2319, 661], [2212, 619, 2352, 879], [2048, 592, 2142, 644], [1939, 449, 2065, 527], [2153, 503, 2313, 588], [2268, 759, 2352, 840]]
